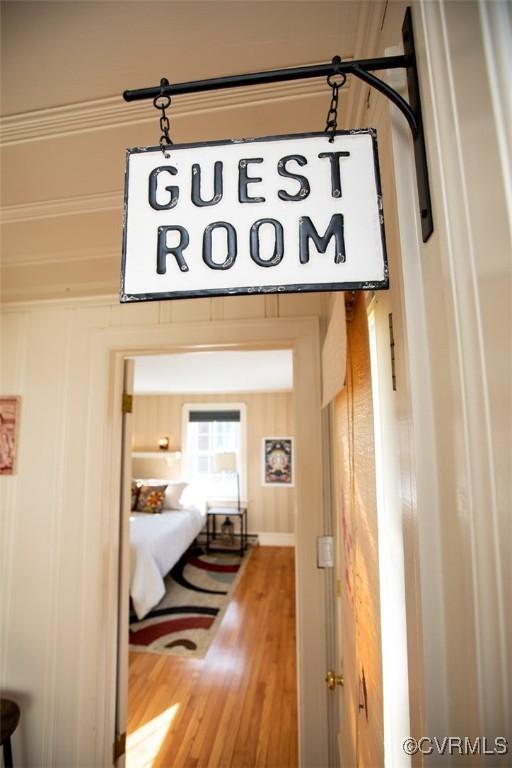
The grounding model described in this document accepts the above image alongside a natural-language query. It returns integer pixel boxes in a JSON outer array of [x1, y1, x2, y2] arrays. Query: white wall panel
[[0, 294, 326, 767], [375, 0, 512, 753], [414, 0, 511, 743]]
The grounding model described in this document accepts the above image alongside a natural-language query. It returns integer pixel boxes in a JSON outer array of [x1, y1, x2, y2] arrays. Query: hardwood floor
[[127, 546, 298, 768]]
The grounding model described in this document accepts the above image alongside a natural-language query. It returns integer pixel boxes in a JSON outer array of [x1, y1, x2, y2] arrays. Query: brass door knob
[[325, 670, 344, 690]]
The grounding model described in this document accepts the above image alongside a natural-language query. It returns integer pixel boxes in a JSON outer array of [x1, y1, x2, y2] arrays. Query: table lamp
[[214, 451, 239, 544]]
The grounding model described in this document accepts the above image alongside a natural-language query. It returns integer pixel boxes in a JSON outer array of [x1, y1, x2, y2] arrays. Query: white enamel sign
[[121, 130, 388, 302]]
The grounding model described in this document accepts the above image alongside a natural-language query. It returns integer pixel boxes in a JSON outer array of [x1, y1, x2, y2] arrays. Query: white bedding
[[130, 507, 205, 620]]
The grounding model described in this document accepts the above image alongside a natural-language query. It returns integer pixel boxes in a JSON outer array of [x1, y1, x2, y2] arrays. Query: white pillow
[[163, 481, 189, 510]]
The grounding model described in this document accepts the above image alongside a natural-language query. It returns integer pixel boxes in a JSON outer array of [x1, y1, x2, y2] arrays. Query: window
[[182, 404, 247, 504]]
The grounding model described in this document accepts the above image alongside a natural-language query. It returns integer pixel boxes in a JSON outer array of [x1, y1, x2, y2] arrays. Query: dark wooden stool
[[0, 699, 20, 768]]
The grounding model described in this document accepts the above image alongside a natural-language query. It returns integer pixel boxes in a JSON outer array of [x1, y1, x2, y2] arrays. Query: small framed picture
[[0, 396, 21, 475], [262, 437, 294, 487]]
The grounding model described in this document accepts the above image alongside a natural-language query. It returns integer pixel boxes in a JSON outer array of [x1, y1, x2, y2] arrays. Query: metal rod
[[121, 15, 432, 241], [349, 64, 418, 136], [122, 55, 410, 102]]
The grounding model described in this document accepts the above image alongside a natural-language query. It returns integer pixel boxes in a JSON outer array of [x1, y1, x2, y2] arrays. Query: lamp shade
[[214, 451, 237, 473]]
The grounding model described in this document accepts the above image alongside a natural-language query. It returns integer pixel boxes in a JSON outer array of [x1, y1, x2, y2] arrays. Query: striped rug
[[129, 545, 250, 658]]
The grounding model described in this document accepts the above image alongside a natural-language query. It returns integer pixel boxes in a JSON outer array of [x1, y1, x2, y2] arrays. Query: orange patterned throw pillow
[[136, 484, 168, 514]]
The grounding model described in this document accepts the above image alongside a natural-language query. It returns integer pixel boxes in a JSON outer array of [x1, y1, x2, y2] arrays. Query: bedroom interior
[[125, 348, 299, 761], [129, 349, 296, 541]]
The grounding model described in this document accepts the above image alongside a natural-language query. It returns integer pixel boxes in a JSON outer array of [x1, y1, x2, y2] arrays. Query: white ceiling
[[0, 0, 393, 302], [1, 1, 363, 115], [133, 349, 293, 394]]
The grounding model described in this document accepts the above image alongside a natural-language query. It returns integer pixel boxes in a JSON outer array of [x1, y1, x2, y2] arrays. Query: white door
[[331, 293, 384, 767]]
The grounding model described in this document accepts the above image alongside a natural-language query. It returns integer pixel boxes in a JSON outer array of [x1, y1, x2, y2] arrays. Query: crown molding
[[343, 0, 388, 129], [0, 191, 123, 224], [0, 75, 353, 225], [0, 77, 339, 147], [2, 245, 119, 267], [134, 388, 293, 397], [0, 283, 119, 306]]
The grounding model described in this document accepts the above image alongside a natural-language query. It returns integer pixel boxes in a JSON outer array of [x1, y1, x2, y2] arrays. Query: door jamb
[[101, 315, 330, 768]]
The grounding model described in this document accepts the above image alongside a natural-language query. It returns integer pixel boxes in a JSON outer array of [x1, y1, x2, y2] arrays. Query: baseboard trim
[[196, 531, 295, 548], [257, 532, 296, 547]]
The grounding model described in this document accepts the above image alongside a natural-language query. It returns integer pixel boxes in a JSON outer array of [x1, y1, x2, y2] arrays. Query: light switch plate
[[317, 535, 334, 568]]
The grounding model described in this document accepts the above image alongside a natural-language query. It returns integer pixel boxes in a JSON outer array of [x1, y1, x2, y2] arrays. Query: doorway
[[105, 313, 331, 767], [124, 349, 297, 765]]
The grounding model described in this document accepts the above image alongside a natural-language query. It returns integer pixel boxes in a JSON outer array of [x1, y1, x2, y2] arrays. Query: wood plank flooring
[[127, 546, 298, 768]]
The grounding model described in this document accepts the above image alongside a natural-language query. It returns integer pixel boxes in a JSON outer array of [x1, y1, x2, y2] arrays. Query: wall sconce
[[158, 436, 169, 451]]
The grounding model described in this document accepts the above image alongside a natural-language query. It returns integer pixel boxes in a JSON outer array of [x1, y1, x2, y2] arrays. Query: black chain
[[324, 59, 346, 143], [153, 80, 173, 157]]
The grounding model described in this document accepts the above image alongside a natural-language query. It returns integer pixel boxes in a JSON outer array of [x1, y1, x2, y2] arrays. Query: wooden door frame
[[99, 315, 330, 768], [114, 359, 134, 767]]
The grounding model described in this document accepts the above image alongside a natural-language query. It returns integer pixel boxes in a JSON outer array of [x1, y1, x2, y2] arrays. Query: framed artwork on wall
[[0, 396, 20, 475], [262, 437, 294, 487]]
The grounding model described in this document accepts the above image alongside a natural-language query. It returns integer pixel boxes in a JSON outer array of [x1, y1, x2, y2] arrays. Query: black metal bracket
[[123, 7, 432, 242], [401, 7, 433, 241]]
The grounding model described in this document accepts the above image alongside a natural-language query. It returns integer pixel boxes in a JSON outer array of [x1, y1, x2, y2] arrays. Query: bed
[[130, 506, 205, 620]]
